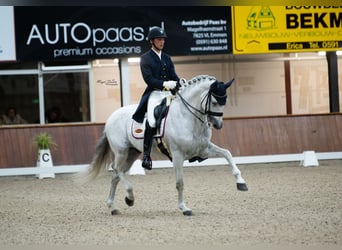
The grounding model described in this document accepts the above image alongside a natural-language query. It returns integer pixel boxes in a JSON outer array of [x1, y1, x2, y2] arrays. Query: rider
[[132, 26, 180, 170]]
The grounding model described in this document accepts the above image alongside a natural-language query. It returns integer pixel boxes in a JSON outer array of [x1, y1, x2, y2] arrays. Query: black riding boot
[[142, 122, 156, 170]]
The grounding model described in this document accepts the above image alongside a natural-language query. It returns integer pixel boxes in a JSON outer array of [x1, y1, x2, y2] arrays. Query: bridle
[[176, 84, 226, 124]]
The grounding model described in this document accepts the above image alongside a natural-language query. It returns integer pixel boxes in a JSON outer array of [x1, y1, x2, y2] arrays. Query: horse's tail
[[87, 132, 112, 181]]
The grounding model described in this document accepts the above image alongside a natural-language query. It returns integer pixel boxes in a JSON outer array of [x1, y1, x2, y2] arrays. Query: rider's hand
[[163, 80, 177, 90]]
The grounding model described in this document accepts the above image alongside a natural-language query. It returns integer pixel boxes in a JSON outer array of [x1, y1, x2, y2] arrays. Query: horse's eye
[[212, 101, 218, 106]]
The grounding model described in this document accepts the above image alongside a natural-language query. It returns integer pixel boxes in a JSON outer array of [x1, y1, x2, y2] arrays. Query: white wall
[[291, 58, 342, 114], [92, 60, 121, 122], [91, 54, 341, 122], [225, 61, 286, 117]]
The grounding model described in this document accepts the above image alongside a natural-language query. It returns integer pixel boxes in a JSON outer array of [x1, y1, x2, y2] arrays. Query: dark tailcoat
[[132, 49, 179, 123]]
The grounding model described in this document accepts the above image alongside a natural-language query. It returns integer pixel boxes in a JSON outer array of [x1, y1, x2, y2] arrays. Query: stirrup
[[153, 129, 162, 138]]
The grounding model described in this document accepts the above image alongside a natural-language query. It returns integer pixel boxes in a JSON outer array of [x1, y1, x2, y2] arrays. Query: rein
[[176, 88, 224, 124]]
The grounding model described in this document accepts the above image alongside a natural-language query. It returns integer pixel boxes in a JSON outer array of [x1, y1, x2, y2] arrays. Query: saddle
[[131, 96, 207, 163], [154, 98, 169, 137], [131, 97, 172, 161], [132, 97, 170, 139]]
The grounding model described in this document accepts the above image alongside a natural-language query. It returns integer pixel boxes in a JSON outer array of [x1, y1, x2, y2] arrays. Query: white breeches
[[147, 90, 171, 128]]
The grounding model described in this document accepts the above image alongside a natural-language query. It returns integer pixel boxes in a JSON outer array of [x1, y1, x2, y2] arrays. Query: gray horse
[[87, 75, 248, 216]]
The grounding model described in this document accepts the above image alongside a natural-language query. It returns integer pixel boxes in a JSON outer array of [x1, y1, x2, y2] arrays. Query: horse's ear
[[225, 78, 235, 89]]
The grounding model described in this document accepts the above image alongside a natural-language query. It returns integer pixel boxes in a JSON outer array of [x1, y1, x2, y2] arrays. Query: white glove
[[163, 80, 177, 90]]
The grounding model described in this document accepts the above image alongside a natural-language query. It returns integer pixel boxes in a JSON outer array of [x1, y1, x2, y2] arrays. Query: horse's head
[[176, 75, 234, 130], [202, 78, 234, 129]]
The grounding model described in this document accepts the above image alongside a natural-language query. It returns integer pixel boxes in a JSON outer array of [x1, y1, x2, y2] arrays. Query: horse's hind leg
[[118, 172, 134, 207], [107, 149, 140, 214], [119, 148, 141, 206], [107, 164, 120, 214]]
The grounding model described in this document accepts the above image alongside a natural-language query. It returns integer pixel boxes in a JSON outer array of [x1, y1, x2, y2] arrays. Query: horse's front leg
[[208, 143, 248, 191], [172, 152, 192, 216]]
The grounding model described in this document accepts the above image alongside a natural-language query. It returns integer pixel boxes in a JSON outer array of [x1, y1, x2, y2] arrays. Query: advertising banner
[[14, 6, 232, 61], [0, 6, 16, 62], [232, 6, 342, 54]]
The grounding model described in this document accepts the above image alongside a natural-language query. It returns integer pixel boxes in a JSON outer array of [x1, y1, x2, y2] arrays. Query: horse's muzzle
[[213, 122, 223, 129], [209, 116, 223, 129]]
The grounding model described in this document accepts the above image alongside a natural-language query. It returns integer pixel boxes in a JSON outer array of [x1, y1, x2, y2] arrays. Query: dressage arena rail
[[0, 113, 341, 176]]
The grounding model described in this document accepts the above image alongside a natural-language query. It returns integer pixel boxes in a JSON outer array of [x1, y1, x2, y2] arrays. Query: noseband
[[176, 83, 226, 124]]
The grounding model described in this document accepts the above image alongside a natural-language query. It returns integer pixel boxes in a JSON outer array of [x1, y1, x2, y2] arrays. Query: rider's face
[[151, 38, 165, 51]]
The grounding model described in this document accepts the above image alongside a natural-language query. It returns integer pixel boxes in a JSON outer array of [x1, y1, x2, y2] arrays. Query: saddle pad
[[131, 118, 166, 139], [131, 119, 146, 139]]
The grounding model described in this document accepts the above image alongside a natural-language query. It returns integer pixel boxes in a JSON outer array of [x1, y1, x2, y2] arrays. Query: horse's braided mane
[[180, 75, 216, 93]]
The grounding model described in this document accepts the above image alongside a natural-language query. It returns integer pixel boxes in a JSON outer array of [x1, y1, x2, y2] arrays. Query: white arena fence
[[0, 152, 341, 177]]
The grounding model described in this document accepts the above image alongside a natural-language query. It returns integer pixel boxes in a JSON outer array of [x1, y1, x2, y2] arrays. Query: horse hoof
[[111, 209, 120, 215], [125, 196, 134, 207], [237, 183, 248, 191], [183, 210, 193, 216]]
